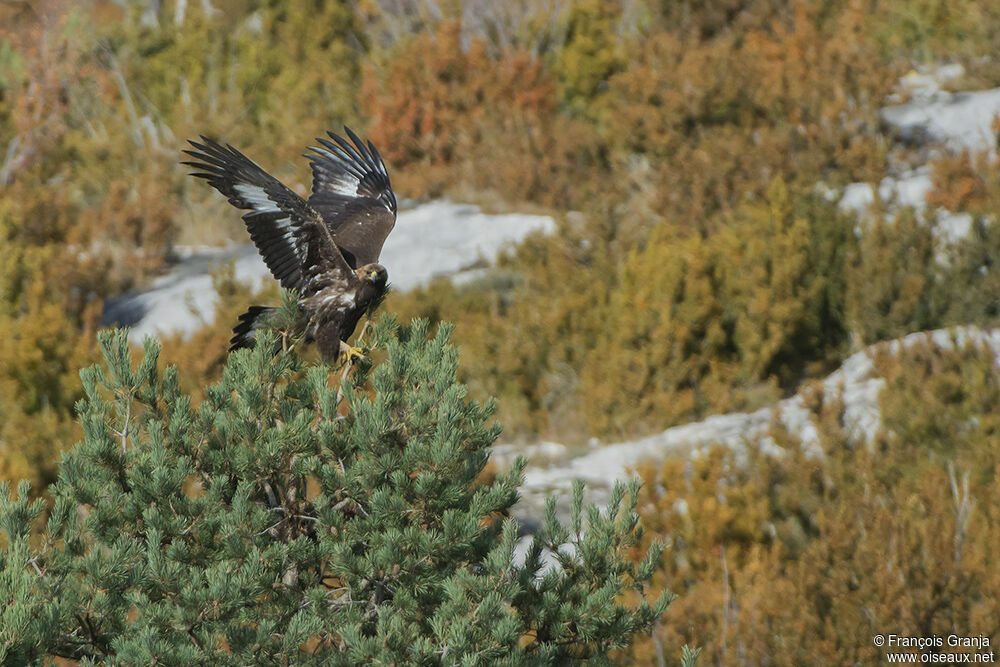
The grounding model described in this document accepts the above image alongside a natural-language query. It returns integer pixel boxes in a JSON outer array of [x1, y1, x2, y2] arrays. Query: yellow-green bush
[[391, 180, 856, 440]]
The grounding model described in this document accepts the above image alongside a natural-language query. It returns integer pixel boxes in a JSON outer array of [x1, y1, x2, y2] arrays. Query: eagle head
[[358, 263, 388, 288]]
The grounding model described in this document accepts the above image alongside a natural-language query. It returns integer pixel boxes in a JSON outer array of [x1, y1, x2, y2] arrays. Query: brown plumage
[[182, 128, 396, 360]]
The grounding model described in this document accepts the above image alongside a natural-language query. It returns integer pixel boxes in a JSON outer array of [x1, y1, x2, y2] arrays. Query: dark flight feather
[[304, 126, 397, 268], [230, 305, 277, 352], [183, 137, 313, 290]]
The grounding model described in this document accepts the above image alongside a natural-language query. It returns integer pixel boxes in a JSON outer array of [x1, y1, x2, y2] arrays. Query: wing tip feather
[[309, 127, 395, 213]]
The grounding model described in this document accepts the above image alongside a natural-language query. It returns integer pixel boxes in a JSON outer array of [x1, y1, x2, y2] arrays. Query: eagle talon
[[338, 343, 368, 365]]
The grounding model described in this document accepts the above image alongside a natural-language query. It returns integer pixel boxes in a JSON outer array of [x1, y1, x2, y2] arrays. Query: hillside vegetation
[[624, 333, 1000, 663], [1, 0, 999, 491], [4, 1, 1000, 662]]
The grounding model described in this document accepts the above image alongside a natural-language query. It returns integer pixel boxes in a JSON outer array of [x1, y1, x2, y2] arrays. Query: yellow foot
[[338, 342, 369, 365]]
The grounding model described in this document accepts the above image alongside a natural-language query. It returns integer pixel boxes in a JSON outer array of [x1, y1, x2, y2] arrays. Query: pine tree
[[0, 301, 685, 664]]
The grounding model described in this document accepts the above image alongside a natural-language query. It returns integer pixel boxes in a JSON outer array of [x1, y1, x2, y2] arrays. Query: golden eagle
[[183, 128, 397, 361]]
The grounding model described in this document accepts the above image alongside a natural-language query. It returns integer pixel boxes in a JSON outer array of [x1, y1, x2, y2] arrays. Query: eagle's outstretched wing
[[305, 127, 397, 268], [184, 132, 389, 361], [183, 137, 316, 291]]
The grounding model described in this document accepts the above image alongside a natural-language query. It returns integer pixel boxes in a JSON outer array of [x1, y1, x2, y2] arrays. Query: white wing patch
[[234, 183, 299, 257], [307, 146, 363, 197], [234, 183, 280, 213]]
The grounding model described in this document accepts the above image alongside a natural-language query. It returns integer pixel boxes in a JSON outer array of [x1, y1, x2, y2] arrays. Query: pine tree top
[[1, 310, 683, 664]]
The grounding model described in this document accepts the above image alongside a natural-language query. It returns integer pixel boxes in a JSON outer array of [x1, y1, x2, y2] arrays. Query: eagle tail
[[229, 306, 279, 354]]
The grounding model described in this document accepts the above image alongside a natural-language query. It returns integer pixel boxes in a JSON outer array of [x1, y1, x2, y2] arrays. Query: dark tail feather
[[229, 306, 278, 353]]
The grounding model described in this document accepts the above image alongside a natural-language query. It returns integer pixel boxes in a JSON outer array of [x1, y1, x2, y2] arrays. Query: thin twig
[[257, 519, 285, 537], [120, 397, 132, 454], [948, 461, 975, 568], [262, 480, 280, 509], [720, 544, 730, 662], [334, 318, 374, 407]]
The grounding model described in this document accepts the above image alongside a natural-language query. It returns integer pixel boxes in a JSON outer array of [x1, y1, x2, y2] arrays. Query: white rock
[[935, 211, 975, 247], [879, 169, 933, 210], [511, 326, 1000, 521], [104, 201, 556, 341], [881, 87, 1000, 155], [838, 182, 876, 215], [380, 201, 555, 291], [892, 64, 965, 102], [838, 81, 1000, 247]]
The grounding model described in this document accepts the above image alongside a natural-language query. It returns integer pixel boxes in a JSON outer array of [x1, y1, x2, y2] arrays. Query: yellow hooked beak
[[367, 268, 380, 281]]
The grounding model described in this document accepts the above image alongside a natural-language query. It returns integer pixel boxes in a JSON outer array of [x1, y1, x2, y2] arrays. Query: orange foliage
[[605, 0, 894, 229], [361, 20, 557, 201], [927, 150, 990, 212]]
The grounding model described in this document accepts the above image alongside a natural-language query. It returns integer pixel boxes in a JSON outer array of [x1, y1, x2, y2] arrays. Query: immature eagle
[[182, 128, 397, 361]]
